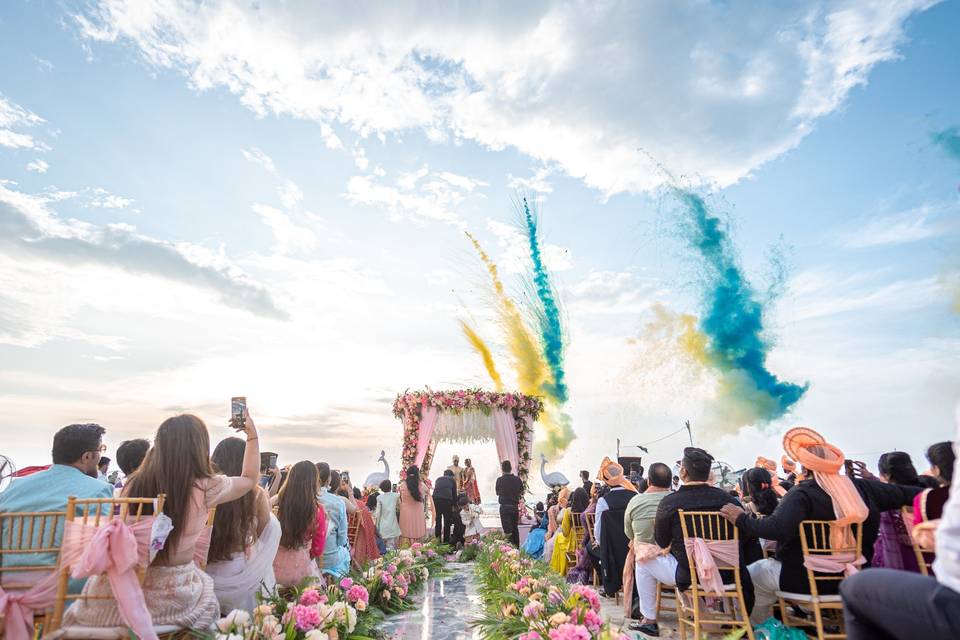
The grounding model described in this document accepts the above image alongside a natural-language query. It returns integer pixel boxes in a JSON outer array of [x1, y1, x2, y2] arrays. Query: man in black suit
[[496, 460, 524, 545], [433, 469, 457, 543]]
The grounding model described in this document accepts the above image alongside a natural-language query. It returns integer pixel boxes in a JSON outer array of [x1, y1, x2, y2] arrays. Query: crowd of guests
[[0, 412, 484, 635], [514, 425, 959, 639]]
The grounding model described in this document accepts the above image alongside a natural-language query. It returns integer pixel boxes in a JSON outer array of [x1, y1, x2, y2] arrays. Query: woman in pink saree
[[463, 459, 481, 505]]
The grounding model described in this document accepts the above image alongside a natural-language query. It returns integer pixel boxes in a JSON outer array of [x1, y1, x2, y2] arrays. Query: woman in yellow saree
[[550, 487, 589, 576]]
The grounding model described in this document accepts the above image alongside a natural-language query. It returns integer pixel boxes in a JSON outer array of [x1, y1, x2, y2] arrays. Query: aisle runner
[[380, 562, 482, 640]]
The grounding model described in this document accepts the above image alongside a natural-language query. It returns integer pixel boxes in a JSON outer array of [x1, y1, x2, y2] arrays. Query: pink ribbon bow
[[0, 573, 59, 640], [683, 538, 740, 595], [803, 552, 866, 577], [68, 519, 158, 640]]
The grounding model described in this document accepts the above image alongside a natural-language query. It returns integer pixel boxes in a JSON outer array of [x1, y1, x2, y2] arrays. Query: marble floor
[[380, 563, 484, 640]]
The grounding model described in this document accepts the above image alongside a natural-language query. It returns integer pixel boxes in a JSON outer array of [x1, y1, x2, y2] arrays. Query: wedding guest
[[97, 456, 111, 481], [914, 441, 955, 524], [594, 458, 638, 598], [496, 460, 524, 545], [463, 458, 481, 504], [625, 463, 672, 634], [459, 495, 485, 542], [550, 487, 589, 576], [433, 469, 457, 543], [331, 470, 358, 516], [374, 478, 402, 549], [523, 511, 549, 559], [629, 463, 647, 493], [580, 470, 593, 495], [721, 428, 918, 624], [0, 423, 114, 589], [273, 461, 326, 587], [399, 465, 428, 545], [841, 426, 960, 639], [316, 462, 351, 577], [872, 451, 927, 572], [64, 412, 260, 632], [543, 489, 569, 563], [115, 438, 150, 482], [206, 437, 281, 611], [643, 447, 754, 637]]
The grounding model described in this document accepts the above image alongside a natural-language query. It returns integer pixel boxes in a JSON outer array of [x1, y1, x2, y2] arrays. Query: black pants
[[433, 497, 455, 543], [841, 568, 960, 640], [500, 505, 520, 546]]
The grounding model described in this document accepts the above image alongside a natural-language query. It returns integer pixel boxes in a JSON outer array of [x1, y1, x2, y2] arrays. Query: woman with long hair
[[205, 437, 281, 612], [550, 487, 587, 576], [740, 467, 780, 517], [398, 465, 428, 544], [873, 451, 925, 571], [273, 461, 327, 587], [64, 412, 260, 631]]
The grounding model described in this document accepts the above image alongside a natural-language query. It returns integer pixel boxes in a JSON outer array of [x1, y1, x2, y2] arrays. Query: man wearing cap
[[634, 447, 754, 637], [720, 427, 921, 624], [593, 458, 638, 597]]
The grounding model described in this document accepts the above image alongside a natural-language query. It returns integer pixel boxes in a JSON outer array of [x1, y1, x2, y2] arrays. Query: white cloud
[[33, 56, 54, 72], [0, 182, 285, 319], [26, 160, 50, 174], [73, 0, 938, 195], [242, 146, 306, 210], [344, 165, 484, 225], [508, 166, 553, 196], [486, 218, 572, 273], [788, 269, 941, 321], [251, 203, 319, 254], [87, 187, 134, 209], [0, 95, 48, 151], [241, 147, 277, 175], [836, 201, 959, 249], [567, 269, 666, 314]]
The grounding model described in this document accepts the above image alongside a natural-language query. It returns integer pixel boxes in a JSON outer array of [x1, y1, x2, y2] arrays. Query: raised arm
[[734, 489, 809, 541], [212, 407, 260, 505]]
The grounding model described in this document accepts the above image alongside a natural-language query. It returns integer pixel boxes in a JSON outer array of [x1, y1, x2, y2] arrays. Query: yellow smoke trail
[[465, 232, 573, 453], [459, 320, 504, 391]]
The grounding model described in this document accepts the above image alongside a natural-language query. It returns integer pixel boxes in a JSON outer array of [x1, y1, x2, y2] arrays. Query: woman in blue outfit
[[522, 501, 549, 559]]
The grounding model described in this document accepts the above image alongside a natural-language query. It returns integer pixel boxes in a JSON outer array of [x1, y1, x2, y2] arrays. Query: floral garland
[[393, 388, 542, 489], [211, 540, 447, 640], [472, 535, 629, 640]]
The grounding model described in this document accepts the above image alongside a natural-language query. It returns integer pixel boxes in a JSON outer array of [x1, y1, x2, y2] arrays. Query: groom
[[495, 459, 524, 545]]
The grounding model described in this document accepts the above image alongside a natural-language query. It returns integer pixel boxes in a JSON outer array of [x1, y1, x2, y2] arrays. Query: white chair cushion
[[776, 590, 842, 603]]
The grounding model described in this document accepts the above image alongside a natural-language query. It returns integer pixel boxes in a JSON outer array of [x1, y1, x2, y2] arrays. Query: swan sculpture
[[540, 452, 569, 489], [363, 450, 390, 489]]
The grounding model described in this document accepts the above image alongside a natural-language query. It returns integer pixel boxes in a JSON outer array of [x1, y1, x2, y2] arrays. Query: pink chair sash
[[193, 525, 213, 567], [0, 572, 60, 640], [683, 538, 740, 595], [803, 552, 865, 577], [62, 518, 159, 640]]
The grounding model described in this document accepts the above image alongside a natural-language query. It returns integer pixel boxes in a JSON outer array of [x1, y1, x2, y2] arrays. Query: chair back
[[583, 512, 597, 545], [571, 512, 586, 541], [901, 507, 935, 576], [677, 510, 740, 573], [347, 513, 361, 548], [0, 509, 66, 590], [797, 519, 863, 598], [49, 495, 165, 632]]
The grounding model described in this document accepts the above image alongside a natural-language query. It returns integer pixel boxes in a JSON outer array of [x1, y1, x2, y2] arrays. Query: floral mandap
[[392, 388, 542, 489]]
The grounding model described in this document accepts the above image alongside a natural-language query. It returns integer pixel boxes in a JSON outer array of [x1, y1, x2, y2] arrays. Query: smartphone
[[260, 451, 278, 472], [844, 460, 857, 477], [258, 475, 271, 489], [230, 396, 246, 431], [341, 471, 350, 485]]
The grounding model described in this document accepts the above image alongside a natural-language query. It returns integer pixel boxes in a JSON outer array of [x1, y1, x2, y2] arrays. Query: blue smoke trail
[[675, 188, 808, 423], [520, 197, 568, 404], [932, 127, 960, 163]]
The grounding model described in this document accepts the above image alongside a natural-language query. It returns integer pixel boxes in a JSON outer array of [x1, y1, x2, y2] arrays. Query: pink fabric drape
[[0, 571, 59, 640], [63, 519, 158, 640], [492, 409, 519, 474], [414, 407, 440, 469], [623, 547, 635, 617], [683, 538, 740, 595], [803, 552, 866, 577]]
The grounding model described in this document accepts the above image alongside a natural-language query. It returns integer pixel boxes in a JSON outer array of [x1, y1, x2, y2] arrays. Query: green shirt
[[623, 490, 668, 545]]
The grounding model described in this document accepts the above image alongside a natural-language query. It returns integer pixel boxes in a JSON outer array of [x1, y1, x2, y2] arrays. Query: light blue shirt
[[317, 488, 350, 577], [0, 464, 113, 590]]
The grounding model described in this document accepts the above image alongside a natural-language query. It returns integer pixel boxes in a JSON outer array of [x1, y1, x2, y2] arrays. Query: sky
[[0, 0, 958, 498]]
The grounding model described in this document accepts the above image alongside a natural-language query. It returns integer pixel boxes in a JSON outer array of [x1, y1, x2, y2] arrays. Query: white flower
[[216, 609, 251, 632], [345, 604, 357, 632], [304, 630, 329, 640]]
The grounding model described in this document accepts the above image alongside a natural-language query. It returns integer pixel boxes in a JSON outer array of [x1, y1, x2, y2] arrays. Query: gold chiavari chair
[[676, 510, 754, 640], [582, 512, 600, 588], [0, 507, 67, 637], [777, 520, 863, 640], [901, 507, 935, 577], [47, 495, 164, 638]]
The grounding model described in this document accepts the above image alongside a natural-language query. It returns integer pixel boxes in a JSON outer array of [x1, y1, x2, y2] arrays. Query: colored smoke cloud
[[932, 127, 960, 164], [673, 188, 808, 431]]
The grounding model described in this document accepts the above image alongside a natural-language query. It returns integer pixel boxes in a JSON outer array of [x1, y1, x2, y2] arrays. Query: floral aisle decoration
[[211, 540, 448, 640], [393, 388, 542, 487], [472, 535, 628, 640]]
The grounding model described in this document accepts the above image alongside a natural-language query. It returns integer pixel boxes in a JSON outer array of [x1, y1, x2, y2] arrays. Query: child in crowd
[[459, 495, 484, 542]]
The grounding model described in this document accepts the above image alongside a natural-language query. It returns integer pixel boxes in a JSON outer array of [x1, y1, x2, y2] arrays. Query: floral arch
[[392, 389, 542, 489]]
